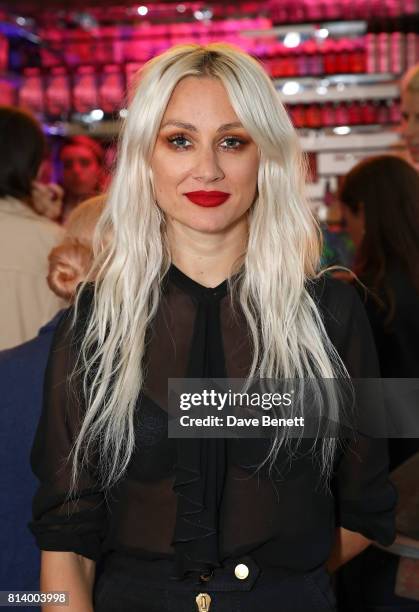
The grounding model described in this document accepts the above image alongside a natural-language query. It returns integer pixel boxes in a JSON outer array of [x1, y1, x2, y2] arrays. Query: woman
[[0, 106, 64, 350], [339, 155, 419, 610], [59, 135, 106, 222], [340, 155, 419, 385], [400, 63, 419, 172], [30, 45, 396, 612]]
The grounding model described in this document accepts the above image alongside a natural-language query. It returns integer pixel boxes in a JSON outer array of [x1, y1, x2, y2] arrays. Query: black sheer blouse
[[29, 265, 396, 578]]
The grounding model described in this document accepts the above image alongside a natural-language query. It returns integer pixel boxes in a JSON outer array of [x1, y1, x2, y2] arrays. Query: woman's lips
[[184, 191, 230, 207]]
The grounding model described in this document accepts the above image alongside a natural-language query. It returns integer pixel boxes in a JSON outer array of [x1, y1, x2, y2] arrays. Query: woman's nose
[[192, 148, 225, 182]]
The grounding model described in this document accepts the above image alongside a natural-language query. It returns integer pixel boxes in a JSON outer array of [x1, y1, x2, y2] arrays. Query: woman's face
[[61, 144, 101, 197], [401, 90, 419, 165], [151, 76, 259, 235]]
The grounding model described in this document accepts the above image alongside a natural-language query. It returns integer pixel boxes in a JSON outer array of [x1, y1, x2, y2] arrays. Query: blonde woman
[[29, 45, 396, 612], [400, 63, 419, 171]]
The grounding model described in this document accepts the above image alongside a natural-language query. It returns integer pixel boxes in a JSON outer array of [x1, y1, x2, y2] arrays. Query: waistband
[[101, 552, 324, 593]]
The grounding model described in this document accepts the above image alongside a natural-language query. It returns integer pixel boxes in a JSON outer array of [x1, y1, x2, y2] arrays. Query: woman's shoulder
[[307, 274, 368, 350], [55, 282, 95, 339], [307, 273, 359, 315]]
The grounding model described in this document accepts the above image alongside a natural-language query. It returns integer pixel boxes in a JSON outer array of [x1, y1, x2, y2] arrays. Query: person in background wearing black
[[338, 154, 419, 611]]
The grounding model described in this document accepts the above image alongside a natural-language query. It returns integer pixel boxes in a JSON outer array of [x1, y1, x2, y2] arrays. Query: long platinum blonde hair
[[71, 43, 347, 493]]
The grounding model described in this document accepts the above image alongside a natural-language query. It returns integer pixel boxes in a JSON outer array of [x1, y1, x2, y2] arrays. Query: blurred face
[[340, 202, 365, 250], [61, 144, 101, 197], [151, 76, 259, 236], [401, 90, 419, 164]]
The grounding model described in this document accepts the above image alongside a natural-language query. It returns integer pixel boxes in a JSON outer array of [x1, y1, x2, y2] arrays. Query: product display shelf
[[242, 20, 368, 37], [275, 78, 399, 104], [1, 0, 416, 210], [42, 117, 401, 152]]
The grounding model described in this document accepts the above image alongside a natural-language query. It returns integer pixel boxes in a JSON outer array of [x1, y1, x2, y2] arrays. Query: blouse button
[[234, 563, 249, 580]]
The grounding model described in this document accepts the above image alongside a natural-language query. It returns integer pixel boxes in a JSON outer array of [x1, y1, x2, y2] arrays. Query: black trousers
[[94, 553, 336, 612]]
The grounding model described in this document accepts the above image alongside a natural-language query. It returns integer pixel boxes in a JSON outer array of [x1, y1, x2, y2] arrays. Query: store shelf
[[276, 79, 399, 103], [242, 20, 367, 38], [42, 118, 403, 158], [300, 128, 401, 152], [43, 119, 122, 138], [275, 73, 399, 85]]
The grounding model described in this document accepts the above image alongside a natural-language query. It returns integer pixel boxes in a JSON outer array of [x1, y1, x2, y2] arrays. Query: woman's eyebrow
[[160, 120, 244, 133]]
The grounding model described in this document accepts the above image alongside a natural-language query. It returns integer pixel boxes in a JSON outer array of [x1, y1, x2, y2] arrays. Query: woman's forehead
[[161, 76, 239, 124]]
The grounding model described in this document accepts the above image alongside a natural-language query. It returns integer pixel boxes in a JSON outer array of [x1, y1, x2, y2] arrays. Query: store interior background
[[0, 0, 417, 267]]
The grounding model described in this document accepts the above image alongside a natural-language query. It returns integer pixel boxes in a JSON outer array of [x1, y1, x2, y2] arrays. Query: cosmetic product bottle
[[99, 65, 124, 116], [0, 34, 8, 72], [324, 39, 338, 74], [73, 65, 98, 114], [95, 25, 117, 65], [0, 79, 16, 106], [377, 100, 390, 125], [337, 39, 351, 73], [284, 47, 298, 77], [324, 0, 340, 20], [352, 38, 366, 72], [65, 29, 91, 68], [362, 99, 379, 125], [389, 98, 401, 124], [347, 100, 362, 125], [306, 0, 323, 21], [297, 46, 308, 76], [39, 27, 61, 68], [406, 23, 418, 69], [321, 102, 336, 127], [306, 102, 322, 128], [19, 67, 44, 116], [45, 66, 71, 120], [390, 21, 404, 74], [335, 101, 349, 126], [292, 104, 306, 128], [378, 30, 390, 73], [366, 31, 377, 73]]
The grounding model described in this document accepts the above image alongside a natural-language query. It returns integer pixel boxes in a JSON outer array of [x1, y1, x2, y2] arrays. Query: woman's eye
[[168, 135, 191, 149], [220, 137, 244, 149]]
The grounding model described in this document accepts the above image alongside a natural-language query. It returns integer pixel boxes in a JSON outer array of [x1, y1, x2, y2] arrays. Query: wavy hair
[[48, 195, 106, 301], [339, 154, 419, 324], [71, 43, 348, 493]]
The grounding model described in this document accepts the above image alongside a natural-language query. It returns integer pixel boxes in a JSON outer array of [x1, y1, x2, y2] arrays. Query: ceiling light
[[283, 32, 301, 48]]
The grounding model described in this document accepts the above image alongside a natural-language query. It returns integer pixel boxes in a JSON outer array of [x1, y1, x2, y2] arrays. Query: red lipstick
[[184, 191, 230, 207]]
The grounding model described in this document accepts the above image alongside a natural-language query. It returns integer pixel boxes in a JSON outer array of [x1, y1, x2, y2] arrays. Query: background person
[[59, 135, 105, 223], [0, 106, 65, 350], [338, 154, 419, 611], [400, 63, 419, 171], [340, 155, 419, 386], [0, 196, 105, 602]]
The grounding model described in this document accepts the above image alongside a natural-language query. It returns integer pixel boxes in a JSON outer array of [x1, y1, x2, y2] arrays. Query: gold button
[[234, 563, 249, 580]]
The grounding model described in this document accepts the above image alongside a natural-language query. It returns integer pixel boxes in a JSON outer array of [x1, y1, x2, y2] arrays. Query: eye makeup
[[165, 132, 248, 151]]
